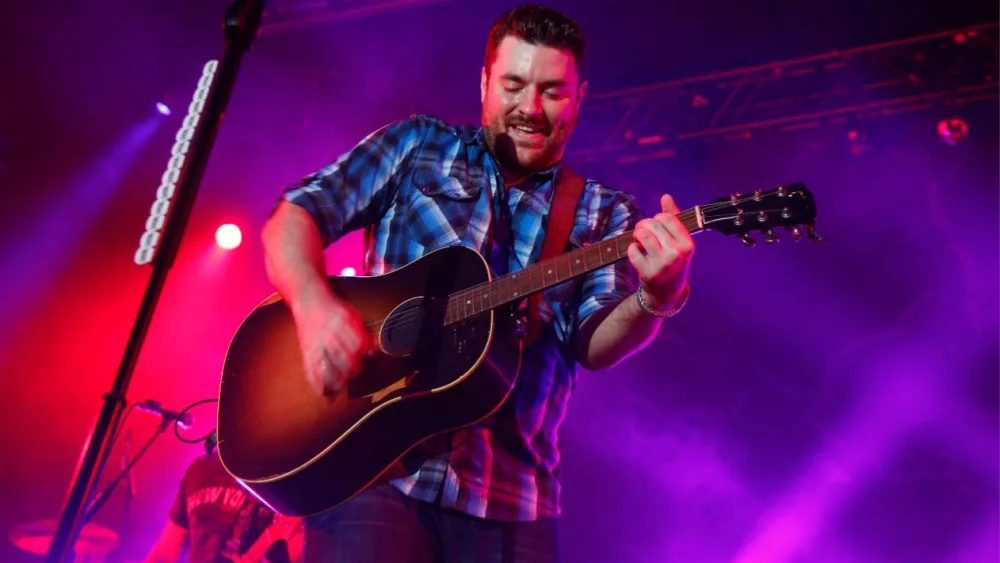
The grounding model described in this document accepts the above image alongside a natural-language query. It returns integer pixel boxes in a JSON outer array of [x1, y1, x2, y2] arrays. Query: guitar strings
[[360, 192, 806, 336], [360, 199, 778, 335], [439, 190, 803, 303], [359, 206, 705, 335], [357, 208, 686, 336]]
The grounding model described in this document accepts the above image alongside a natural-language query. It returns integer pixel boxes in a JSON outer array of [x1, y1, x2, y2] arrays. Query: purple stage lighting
[[156, 102, 171, 116]]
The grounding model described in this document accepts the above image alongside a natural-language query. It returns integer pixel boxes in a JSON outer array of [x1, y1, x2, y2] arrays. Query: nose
[[517, 87, 543, 117]]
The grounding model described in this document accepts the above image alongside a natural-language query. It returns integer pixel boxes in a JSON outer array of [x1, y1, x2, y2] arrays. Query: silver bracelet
[[636, 285, 689, 317]]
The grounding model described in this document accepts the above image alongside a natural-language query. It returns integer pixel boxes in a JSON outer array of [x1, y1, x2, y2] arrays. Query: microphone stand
[[120, 428, 134, 561], [83, 420, 170, 528], [45, 2, 264, 561]]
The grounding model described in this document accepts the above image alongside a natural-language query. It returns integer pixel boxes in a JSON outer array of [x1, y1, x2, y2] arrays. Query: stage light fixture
[[216, 224, 242, 250], [135, 60, 218, 265], [937, 117, 968, 145]]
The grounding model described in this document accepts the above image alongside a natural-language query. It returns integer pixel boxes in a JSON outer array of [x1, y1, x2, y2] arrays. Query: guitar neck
[[444, 206, 703, 323], [238, 531, 270, 563], [237, 522, 288, 563]]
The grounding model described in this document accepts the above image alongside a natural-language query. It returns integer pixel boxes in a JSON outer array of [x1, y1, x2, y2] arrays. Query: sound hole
[[379, 296, 442, 357]]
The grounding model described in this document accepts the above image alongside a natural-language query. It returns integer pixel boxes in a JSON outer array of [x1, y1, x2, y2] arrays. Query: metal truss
[[571, 22, 999, 163], [259, 0, 452, 35]]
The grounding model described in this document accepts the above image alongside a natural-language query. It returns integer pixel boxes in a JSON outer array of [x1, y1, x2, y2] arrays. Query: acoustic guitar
[[216, 183, 819, 517]]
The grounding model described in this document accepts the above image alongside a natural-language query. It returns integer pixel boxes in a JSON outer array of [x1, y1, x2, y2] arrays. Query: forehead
[[489, 36, 579, 85]]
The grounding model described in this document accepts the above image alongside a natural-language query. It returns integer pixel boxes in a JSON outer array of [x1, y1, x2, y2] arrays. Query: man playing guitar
[[261, 5, 694, 562]]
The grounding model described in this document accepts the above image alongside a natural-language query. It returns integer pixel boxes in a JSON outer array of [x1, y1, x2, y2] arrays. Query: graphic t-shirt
[[169, 454, 294, 563]]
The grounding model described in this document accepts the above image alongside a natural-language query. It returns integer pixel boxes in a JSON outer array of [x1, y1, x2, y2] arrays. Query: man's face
[[481, 36, 586, 179]]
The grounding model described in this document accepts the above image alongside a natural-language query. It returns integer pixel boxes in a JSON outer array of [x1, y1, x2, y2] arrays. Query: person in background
[[142, 452, 304, 563]]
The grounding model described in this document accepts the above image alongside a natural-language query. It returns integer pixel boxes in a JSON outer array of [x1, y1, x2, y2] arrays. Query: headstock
[[699, 182, 820, 247]]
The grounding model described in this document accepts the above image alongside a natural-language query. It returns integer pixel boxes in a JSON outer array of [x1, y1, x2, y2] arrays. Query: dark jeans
[[304, 483, 561, 563]]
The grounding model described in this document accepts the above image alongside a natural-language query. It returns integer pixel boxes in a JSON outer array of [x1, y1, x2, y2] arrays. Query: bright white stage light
[[215, 224, 242, 250]]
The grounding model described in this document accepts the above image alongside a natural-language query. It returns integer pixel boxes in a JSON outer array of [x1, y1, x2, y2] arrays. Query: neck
[[498, 159, 563, 187], [482, 134, 562, 185], [500, 168, 526, 186], [494, 157, 531, 186]]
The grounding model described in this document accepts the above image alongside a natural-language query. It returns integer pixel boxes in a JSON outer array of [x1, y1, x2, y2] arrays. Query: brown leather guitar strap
[[522, 167, 587, 347]]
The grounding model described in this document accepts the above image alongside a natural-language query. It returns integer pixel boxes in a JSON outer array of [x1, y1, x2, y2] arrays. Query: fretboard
[[444, 206, 702, 324]]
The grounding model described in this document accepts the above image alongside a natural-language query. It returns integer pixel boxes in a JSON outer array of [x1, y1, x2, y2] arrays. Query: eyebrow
[[500, 73, 569, 90]]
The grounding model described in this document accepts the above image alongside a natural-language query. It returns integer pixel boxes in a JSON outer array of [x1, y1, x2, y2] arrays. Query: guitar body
[[217, 245, 522, 517]]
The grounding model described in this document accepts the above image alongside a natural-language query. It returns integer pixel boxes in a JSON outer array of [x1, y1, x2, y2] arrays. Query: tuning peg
[[806, 223, 824, 242], [741, 233, 756, 247], [788, 226, 802, 241], [764, 229, 779, 243]]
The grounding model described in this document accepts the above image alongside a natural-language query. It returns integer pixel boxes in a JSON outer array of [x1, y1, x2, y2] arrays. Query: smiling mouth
[[509, 124, 547, 136]]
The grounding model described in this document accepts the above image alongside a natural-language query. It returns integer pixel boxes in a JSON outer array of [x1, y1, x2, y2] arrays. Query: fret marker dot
[[466, 300, 471, 305], [513, 291, 518, 297]]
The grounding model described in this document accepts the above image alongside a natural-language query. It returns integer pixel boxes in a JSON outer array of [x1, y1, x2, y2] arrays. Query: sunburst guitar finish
[[217, 246, 521, 517]]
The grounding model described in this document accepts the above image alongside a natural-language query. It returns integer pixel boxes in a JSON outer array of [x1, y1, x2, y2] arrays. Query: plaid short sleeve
[[575, 192, 644, 329], [280, 117, 428, 247]]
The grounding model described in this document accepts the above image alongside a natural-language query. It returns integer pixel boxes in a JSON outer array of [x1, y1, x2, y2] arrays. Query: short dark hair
[[484, 5, 587, 77]]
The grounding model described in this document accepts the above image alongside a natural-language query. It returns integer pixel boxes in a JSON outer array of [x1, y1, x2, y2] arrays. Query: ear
[[575, 80, 587, 111], [480, 66, 487, 104]]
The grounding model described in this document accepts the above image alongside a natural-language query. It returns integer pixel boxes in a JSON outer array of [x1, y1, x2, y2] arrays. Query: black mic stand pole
[[45, 2, 264, 561], [117, 428, 134, 563]]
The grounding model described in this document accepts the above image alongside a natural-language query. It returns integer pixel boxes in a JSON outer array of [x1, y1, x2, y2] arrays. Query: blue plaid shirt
[[281, 115, 642, 521]]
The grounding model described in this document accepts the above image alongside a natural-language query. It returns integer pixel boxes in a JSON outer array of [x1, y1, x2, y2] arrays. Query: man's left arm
[[573, 194, 694, 371]]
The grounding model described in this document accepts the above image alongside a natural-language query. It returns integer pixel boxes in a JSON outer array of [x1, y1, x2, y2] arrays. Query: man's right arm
[[262, 201, 368, 394], [263, 117, 427, 313], [262, 201, 336, 320], [261, 117, 427, 393]]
